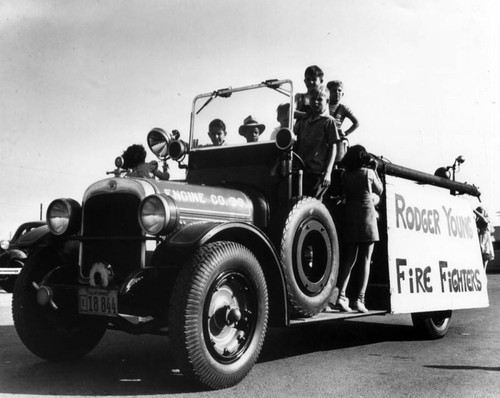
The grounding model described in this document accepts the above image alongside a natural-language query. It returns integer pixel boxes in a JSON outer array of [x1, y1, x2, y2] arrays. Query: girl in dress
[[335, 145, 383, 313]]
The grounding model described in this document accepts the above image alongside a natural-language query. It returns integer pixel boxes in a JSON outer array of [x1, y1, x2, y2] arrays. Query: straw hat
[[238, 115, 265, 136]]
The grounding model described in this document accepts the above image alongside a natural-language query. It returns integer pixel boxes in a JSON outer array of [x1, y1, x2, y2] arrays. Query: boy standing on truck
[[270, 103, 290, 140], [295, 65, 324, 119], [327, 80, 359, 162], [293, 85, 340, 197], [326, 80, 359, 137]]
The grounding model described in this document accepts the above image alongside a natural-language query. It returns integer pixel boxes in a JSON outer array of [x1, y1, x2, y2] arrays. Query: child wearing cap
[[293, 85, 340, 197], [239, 115, 265, 143]]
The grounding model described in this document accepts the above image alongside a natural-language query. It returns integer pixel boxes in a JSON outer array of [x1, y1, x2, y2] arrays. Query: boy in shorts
[[293, 85, 340, 197]]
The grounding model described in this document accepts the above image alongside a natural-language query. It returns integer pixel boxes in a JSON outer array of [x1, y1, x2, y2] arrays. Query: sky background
[[0, 0, 499, 238]]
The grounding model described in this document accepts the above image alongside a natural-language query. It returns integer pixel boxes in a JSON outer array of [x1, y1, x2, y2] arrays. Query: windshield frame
[[188, 79, 294, 151]]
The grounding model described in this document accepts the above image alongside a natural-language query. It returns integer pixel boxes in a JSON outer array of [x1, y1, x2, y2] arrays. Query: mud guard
[[160, 221, 289, 326]]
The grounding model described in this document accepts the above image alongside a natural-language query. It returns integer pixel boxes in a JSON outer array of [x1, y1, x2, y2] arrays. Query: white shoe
[[336, 296, 352, 312], [353, 299, 368, 313]]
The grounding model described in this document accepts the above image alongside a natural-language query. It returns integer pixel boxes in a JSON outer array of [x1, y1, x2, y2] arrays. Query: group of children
[[122, 66, 380, 313], [207, 115, 267, 146], [292, 65, 381, 314]]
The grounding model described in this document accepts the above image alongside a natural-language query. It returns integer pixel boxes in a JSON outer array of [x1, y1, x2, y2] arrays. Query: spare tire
[[279, 197, 339, 317]]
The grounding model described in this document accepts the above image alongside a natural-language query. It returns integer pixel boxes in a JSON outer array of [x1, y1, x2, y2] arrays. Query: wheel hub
[[205, 271, 256, 363], [294, 219, 332, 295]]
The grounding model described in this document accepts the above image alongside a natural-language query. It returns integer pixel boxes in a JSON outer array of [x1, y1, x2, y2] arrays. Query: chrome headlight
[[0, 240, 9, 250], [46, 198, 82, 236], [138, 194, 179, 235]]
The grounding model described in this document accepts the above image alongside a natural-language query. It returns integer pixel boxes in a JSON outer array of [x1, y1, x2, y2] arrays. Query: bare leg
[[337, 243, 358, 297], [356, 242, 374, 301]]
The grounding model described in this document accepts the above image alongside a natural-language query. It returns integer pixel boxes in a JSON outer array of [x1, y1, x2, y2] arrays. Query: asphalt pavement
[[0, 275, 499, 397]]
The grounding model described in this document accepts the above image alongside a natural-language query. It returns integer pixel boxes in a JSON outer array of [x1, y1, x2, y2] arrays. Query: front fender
[[164, 222, 224, 247], [158, 221, 289, 326], [15, 226, 50, 248]]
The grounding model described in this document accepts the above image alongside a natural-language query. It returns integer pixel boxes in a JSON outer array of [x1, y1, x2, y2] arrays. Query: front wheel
[[411, 310, 452, 339], [169, 241, 268, 390], [12, 248, 106, 361]]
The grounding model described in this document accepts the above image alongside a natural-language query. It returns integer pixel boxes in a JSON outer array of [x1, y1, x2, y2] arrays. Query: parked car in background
[[0, 221, 47, 292]]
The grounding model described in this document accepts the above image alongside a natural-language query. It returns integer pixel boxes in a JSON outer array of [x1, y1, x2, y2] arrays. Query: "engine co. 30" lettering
[[396, 258, 482, 294], [394, 193, 474, 239], [163, 188, 247, 208]]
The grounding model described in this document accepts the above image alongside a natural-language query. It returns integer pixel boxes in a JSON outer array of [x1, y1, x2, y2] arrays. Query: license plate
[[78, 288, 118, 316]]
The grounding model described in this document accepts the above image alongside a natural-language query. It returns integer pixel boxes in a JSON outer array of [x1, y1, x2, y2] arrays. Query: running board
[[290, 309, 387, 326]]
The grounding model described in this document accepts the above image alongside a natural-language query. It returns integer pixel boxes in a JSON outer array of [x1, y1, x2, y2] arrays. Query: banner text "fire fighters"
[[396, 258, 482, 294]]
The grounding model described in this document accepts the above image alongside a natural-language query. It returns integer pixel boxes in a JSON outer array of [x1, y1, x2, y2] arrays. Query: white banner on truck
[[385, 175, 489, 313]]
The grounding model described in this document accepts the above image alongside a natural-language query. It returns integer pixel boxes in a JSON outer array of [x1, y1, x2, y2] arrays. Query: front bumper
[[0, 268, 21, 276]]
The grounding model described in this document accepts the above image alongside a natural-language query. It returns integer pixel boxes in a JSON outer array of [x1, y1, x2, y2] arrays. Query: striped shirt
[[329, 103, 356, 134]]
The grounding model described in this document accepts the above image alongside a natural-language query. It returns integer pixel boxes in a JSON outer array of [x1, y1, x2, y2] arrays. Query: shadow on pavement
[[0, 325, 204, 395], [0, 318, 416, 396], [260, 318, 416, 363]]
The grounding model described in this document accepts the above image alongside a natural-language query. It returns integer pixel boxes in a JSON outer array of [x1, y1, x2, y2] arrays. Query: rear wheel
[[280, 197, 339, 317], [12, 248, 106, 361], [411, 310, 452, 339], [169, 241, 268, 390]]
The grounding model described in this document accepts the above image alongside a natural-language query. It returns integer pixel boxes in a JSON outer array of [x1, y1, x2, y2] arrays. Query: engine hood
[[83, 177, 158, 202], [83, 177, 254, 223]]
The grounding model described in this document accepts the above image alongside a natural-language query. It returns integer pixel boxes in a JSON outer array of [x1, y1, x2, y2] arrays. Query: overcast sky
[[0, 0, 499, 238]]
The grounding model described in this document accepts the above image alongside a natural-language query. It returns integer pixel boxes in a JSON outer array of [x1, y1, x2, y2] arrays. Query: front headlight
[[46, 198, 82, 236], [138, 194, 179, 235], [0, 240, 9, 250]]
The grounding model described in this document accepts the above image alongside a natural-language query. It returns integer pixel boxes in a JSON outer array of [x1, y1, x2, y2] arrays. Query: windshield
[[190, 80, 293, 149]]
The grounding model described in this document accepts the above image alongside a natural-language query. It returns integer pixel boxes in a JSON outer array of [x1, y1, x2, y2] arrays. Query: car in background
[[0, 221, 47, 292]]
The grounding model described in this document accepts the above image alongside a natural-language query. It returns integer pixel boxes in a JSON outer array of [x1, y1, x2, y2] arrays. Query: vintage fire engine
[[12, 80, 488, 389]]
